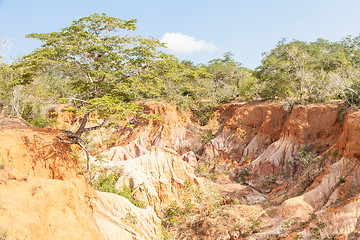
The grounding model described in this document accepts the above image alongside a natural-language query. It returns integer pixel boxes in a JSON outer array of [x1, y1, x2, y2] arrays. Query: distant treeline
[[1, 13, 360, 127]]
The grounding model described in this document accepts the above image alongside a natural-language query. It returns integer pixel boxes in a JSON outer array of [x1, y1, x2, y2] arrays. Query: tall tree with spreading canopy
[[19, 13, 184, 137], [15, 13, 204, 180]]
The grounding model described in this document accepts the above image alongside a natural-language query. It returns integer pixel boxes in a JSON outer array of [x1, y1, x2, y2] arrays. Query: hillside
[[1, 101, 360, 239]]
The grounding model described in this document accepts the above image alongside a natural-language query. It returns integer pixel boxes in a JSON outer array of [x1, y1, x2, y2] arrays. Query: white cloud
[[161, 32, 216, 54]]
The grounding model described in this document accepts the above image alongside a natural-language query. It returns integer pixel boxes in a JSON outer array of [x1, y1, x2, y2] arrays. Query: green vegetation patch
[[93, 172, 145, 208]]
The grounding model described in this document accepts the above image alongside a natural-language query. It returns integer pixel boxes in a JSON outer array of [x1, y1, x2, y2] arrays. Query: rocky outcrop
[[219, 183, 266, 204], [181, 151, 198, 168], [0, 118, 162, 240], [100, 141, 148, 162], [0, 123, 104, 240], [202, 102, 286, 163], [235, 105, 360, 239], [334, 111, 360, 158], [319, 196, 360, 238], [94, 191, 161, 240], [3, 100, 360, 239], [96, 146, 199, 213], [0, 173, 104, 240], [230, 103, 342, 185], [0, 126, 80, 179], [114, 103, 202, 156]]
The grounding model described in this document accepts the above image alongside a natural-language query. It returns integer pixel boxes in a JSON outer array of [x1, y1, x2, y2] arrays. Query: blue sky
[[1, 0, 360, 69]]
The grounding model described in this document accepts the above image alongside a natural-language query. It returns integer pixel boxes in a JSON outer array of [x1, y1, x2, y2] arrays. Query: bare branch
[[68, 97, 89, 103], [76, 140, 93, 183], [35, 135, 74, 154], [345, 87, 360, 99], [69, 56, 94, 83]]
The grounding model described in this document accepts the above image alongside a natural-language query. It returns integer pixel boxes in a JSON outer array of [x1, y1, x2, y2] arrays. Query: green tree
[[257, 39, 308, 100], [0, 62, 17, 116], [0, 39, 14, 115], [200, 52, 257, 103], [257, 38, 354, 103], [18, 13, 180, 136], [1, 57, 78, 127], [338, 35, 360, 105]]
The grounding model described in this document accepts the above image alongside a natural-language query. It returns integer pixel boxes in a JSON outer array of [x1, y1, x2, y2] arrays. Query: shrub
[[339, 177, 346, 183], [104, 133, 117, 148], [193, 101, 216, 126], [125, 212, 137, 225], [200, 130, 214, 144], [162, 201, 182, 228], [293, 146, 318, 166], [235, 168, 250, 184], [195, 163, 218, 181], [282, 101, 293, 113], [265, 174, 278, 184], [118, 185, 146, 209], [344, 81, 360, 106], [21, 103, 57, 128], [93, 173, 121, 194], [93, 173, 145, 208]]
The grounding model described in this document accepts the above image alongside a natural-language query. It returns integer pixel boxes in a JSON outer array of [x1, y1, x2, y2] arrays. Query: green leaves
[[18, 13, 188, 131], [256, 38, 360, 102]]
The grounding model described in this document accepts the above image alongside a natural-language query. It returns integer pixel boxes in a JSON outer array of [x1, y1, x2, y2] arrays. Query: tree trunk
[[75, 112, 90, 137], [74, 112, 109, 137]]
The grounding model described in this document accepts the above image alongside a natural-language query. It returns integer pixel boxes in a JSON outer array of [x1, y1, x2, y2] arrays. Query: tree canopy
[[18, 13, 195, 135], [2, 14, 360, 132], [256, 38, 360, 103]]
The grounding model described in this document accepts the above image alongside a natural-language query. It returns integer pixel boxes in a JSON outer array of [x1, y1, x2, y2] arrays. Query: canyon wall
[[2, 101, 360, 239]]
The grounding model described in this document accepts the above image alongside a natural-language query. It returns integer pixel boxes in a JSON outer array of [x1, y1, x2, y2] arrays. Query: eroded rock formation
[[95, 146, 199, 213], [0, 117, 162, 240], [2, 100, 360, 239]]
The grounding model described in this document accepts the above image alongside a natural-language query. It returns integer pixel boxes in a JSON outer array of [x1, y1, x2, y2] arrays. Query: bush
[[339, 177, 346, 183], [193, 101, 216, 126], [195, 162, 218, 181], [235, 168, 250, 184], [200, 130, 214, 144], [93, 173, 121, 194], [293, 146, 318, 166], [345, 81, 360, 106], [93, 173, 145, 208]]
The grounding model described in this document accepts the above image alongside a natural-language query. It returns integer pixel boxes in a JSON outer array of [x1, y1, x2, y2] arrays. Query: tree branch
[[68, 97, 89, 103], [70, 57, 94, 83], [75, 112, 90, 136], [83, 117, 110, 133], [76, 140, 93, 183]]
